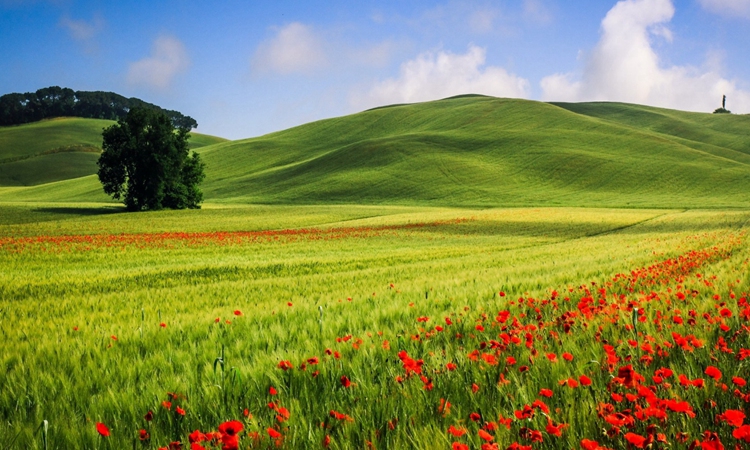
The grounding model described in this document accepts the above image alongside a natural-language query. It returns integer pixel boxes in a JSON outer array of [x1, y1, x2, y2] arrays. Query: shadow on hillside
[[34, 206, 126, 216]]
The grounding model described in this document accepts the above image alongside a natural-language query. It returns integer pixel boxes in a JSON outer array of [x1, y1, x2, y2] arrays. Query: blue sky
[[1, 0, 749, 139]]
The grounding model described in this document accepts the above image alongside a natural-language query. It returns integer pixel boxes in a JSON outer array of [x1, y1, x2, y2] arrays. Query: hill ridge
[[0, 117, 227, 186], [2, 96, 750, 208]]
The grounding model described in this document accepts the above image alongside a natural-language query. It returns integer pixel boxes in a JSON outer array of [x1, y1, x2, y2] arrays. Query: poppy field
[[1, 204, 750, 449]]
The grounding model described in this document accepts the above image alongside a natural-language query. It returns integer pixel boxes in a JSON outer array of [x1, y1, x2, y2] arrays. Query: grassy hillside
[[2, 96, 750, 207], [552, 101, 750, 164], [0, 117, 227, 186], [194, 96, 750, 208]]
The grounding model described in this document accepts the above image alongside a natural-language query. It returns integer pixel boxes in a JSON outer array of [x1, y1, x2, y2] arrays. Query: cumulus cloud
[[353, 45, 530, 109], [127, 36, 190, 90], [698, 0, 750, 18], [541, 0, 750, 113], [251, 22, 327, 75]]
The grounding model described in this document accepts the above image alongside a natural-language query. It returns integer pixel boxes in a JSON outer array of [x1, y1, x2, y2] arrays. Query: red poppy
[[733, 425, 750, 442], [275, 406, 290, 423], [522, 428, 543, 443], [322, 434, 331, 448], [175, 406, 185, 416], [218, 420, 243, 436], [532, 399, 550, 414], [700, 431, 724, 450], [545, 419, 566, 437], [447, 425, 467, 437], [478, 429, 494, 442], [144, 410, 154, 421], [96, 422, 110, 437], [605, 413, 633, 428], [514, 405, 534, 420], [267, 428, 282, 438], [580, 439, 601, 450], [139, 429, 149, 441], [705, 366, 722, 381], [579, 374, 592, 386], [233, 310, 242, 316], [220, 434, 238, 450], [189, 430, 206, 443], [340, 375, 352, 388], [269, 386, 278, 396], [452, 443, 469, 450], [539, 388, 553, 398], [562, 352, 574, 361], [616, 365, 640, 388], [507, 443, 532, 450], [624, 432, 646, 448], [718, 409, 745, 427]]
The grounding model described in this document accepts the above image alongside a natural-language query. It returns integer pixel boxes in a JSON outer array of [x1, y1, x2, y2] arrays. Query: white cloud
[[523, 0, 553, 25], [352, 45, 530, 109], [414, 2, 504, 35], [127, 36, 190, 90], [59, 14, 103, 42], [467, 7, 499, 33], [698, 0, 750, 18], [251, 22, 327, 75], [541, 0, 750, 113]]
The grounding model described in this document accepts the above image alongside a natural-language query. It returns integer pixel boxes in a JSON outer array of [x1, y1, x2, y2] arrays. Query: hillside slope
[[2, 96, 749, 208], [194, 96, 750, 207], [0, 118, 227, 186]]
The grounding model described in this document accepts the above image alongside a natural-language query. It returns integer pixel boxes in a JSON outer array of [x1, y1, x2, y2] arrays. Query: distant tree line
[[0, 86, 197, 129]]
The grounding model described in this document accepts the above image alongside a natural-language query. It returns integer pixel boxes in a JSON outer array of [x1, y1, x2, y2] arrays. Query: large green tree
[[97, 108, 205, 211]]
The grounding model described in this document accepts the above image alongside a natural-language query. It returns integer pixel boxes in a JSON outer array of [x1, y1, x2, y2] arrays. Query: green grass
[[3, 98, 750, 448], [1, 204, 749, 448], [194, 96, 750, 207], [0, 118, 227, 186], [3, 96, 750, 207]]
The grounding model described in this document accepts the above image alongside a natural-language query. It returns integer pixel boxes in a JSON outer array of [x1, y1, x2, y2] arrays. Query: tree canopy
[[0, 86, 197, 129], [97, 108, 205, 211]]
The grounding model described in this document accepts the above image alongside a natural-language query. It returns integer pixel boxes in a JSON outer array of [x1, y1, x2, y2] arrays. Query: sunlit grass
[[1, 204, 749, 448]]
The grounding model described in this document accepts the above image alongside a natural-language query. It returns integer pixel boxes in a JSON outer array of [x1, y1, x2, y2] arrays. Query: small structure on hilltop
[[713, 95, 731, 114]]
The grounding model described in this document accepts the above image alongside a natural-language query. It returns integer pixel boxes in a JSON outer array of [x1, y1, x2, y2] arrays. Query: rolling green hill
[[0, 117, 227, 186], [1, 96, 750, 208]]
